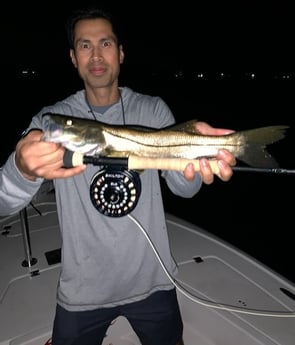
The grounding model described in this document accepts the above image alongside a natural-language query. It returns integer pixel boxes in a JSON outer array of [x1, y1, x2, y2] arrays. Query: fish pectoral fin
[[105, 151, 131, 158]]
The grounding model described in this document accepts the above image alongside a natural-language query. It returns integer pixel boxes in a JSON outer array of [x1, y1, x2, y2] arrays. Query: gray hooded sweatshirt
[[0, 87, 202, 311]]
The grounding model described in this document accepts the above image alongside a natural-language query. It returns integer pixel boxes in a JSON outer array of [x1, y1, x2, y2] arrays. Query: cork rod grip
[[67, 151, 220, 175], [128, 155, 220, 174]]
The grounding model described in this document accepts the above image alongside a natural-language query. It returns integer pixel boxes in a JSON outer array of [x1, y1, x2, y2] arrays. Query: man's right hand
[[15, 130, 86, 181]]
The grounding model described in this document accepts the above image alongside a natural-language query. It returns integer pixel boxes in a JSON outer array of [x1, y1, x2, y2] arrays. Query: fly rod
[[64, 150, 294, 175]]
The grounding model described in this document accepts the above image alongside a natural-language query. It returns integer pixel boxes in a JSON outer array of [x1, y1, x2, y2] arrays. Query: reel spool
[[90, 167, 141, 217]]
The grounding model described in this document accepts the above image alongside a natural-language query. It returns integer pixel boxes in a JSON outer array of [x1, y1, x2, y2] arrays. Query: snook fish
[[41, 113, 289, 168]]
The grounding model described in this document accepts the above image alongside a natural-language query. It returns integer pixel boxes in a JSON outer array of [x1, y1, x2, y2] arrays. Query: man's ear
[[70, 49, 77, 68], [119, 45, 125, 64]]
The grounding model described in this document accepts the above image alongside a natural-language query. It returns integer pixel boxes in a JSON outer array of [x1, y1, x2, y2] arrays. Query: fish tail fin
[[239, 125, 289, 168]]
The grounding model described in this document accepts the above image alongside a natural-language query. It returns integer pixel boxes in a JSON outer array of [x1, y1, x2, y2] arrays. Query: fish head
[[41, 113, 82, 144], [42, 113, 67, 141], [41, 113, 103, 154]]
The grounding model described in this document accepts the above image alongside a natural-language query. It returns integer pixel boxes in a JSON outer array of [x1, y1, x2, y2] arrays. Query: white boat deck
[[1, 196, 295, 345]]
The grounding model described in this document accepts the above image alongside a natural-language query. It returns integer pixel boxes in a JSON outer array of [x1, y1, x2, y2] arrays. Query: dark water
[[2, 66, 294, 283]]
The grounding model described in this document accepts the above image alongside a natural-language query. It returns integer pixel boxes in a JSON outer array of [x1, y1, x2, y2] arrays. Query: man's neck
[[85, 86, 120, 106]]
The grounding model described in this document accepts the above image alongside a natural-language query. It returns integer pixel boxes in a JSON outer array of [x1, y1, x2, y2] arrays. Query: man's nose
[[91, 47, 103, 61]]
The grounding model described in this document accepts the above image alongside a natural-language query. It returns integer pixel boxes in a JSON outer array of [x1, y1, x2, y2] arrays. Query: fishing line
[[127, 214, 295, 318]]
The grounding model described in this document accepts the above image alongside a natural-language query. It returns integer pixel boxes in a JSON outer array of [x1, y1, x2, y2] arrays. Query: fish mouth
[[41, 114, 64, 141]]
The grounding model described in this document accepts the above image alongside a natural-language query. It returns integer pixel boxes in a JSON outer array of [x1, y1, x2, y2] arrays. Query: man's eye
[[78, 42, 91, 49], [83, 43, 91, 49], [102, 40, 112, 47]]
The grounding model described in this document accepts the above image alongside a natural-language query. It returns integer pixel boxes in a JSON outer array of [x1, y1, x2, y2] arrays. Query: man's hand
[[15, 130, 86, 181], [183, 121, 236, 184]]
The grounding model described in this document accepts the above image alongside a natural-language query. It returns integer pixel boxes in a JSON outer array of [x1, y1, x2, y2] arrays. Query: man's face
[[70, 18, 124, 89]]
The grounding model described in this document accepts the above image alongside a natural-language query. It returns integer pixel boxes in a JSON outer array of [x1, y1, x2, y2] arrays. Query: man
[[0, 7, 236, 345]]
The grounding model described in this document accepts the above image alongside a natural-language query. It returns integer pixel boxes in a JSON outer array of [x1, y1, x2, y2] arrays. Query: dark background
[[2, 1, 294, 283]]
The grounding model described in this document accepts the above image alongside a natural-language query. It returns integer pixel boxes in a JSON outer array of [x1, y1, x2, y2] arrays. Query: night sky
[[5, 1, 294, 71]]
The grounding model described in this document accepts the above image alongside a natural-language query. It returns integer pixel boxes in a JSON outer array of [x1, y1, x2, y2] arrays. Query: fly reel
[[90, 167, 141, 217]]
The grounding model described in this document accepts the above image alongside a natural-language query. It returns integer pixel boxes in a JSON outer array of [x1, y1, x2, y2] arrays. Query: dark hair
[[65, 7, 121, 49]]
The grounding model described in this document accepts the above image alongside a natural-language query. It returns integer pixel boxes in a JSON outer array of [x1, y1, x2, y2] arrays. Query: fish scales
[[101, 130, 246, 159]]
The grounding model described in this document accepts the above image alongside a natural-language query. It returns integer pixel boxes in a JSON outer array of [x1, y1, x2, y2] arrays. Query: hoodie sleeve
[[161, 169, 202, 198], [0, 152, 44, 216]]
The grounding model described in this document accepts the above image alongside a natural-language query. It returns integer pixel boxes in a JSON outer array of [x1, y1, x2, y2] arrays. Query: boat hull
[[1, 198, 294, 345]]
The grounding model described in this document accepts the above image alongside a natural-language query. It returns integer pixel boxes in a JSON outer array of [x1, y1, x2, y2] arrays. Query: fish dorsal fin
[[167, 119, 200, 134]]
